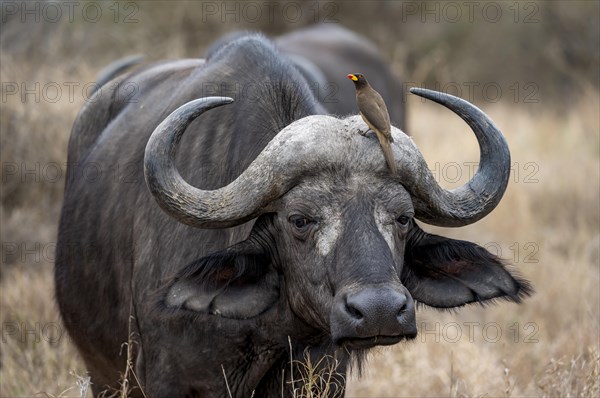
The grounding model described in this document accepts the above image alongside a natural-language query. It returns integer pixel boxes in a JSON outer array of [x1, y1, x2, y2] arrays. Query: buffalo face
[[272, 173, 417, 347]]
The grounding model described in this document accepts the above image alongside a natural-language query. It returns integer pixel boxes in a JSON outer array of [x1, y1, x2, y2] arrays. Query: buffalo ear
[[163, 241, 279, 319], [402, 226, 533, 308]]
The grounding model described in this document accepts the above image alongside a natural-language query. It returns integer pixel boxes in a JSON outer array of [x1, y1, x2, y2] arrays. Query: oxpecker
[[348, 73, 396, 174]]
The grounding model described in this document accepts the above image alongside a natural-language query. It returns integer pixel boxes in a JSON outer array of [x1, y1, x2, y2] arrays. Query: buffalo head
[[144, 89, 531, 349]]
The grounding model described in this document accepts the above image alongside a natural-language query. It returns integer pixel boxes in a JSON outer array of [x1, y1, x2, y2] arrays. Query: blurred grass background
[[1, 0, 599, 396]]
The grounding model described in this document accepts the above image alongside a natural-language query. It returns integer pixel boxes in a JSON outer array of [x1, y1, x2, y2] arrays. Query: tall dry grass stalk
[[288, 345, 346, 398]]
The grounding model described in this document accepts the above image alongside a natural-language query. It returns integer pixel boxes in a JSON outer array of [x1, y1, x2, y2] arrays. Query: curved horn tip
[[219, 96, 234, 103], [409, 87, 459, 103], [198, 96, 234, 105], [177, 96, 235, 116], [409, 87, 430, 95], [213, 96, 234, 106]]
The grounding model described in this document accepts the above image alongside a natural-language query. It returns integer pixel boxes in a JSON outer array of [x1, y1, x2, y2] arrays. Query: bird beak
[[347, 74, 358, 82]]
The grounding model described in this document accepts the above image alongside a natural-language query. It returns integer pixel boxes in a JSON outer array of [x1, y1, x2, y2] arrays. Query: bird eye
[[397, 216, 411, 226]]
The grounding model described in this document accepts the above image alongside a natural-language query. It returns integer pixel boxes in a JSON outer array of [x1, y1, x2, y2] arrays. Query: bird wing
[[358, 90, 392, 139]]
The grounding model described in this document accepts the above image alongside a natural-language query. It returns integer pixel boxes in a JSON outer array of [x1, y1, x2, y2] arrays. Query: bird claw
[[358, 128, 374, 137]]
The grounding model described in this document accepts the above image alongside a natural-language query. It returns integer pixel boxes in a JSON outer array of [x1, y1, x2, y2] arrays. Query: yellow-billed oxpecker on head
[[348, 73, 397, 174]]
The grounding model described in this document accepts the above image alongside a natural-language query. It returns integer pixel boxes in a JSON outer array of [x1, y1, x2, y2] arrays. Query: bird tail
[[379, 137, 397, 175]]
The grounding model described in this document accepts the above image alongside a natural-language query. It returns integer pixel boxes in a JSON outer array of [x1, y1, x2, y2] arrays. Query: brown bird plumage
[[347, 73, 397, 174]]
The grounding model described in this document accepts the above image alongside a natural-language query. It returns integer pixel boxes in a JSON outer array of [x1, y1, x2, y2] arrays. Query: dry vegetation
[[1, 1, 598, 397]]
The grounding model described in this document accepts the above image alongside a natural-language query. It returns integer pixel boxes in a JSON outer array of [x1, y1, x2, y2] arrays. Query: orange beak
[[347, 74, 358, 82]]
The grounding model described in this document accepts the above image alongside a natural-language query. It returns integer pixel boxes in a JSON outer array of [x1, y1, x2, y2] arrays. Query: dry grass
[[0, 268, 87, 396], [288, 338, 346, 398], [1, 2, 599, 396]]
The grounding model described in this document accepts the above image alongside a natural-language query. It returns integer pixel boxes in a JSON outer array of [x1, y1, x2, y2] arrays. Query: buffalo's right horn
[[145, 97, 328, 229], [144, 97, 254, 229]]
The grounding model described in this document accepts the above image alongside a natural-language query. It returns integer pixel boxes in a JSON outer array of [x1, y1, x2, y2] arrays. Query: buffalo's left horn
[[398, 88, 511, 227]]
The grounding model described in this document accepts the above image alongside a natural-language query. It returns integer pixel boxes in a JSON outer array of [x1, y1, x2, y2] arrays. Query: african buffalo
[[55, 34, 531, 397], [205, 24, 406, 129]]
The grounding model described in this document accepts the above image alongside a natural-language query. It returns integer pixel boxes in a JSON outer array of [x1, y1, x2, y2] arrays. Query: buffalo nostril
[[396, 301, 408, 317], [345, 301, 364, 320]]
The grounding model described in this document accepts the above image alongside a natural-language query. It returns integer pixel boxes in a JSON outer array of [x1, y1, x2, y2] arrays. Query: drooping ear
[[161, 230, 279, 319], [402, 224, 533, 308]]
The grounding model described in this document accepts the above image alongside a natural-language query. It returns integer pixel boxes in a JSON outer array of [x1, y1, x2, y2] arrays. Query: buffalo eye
[[290, 215, 311, 230], [288, 215, 316, 239], [397, 215, 411, 227]]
